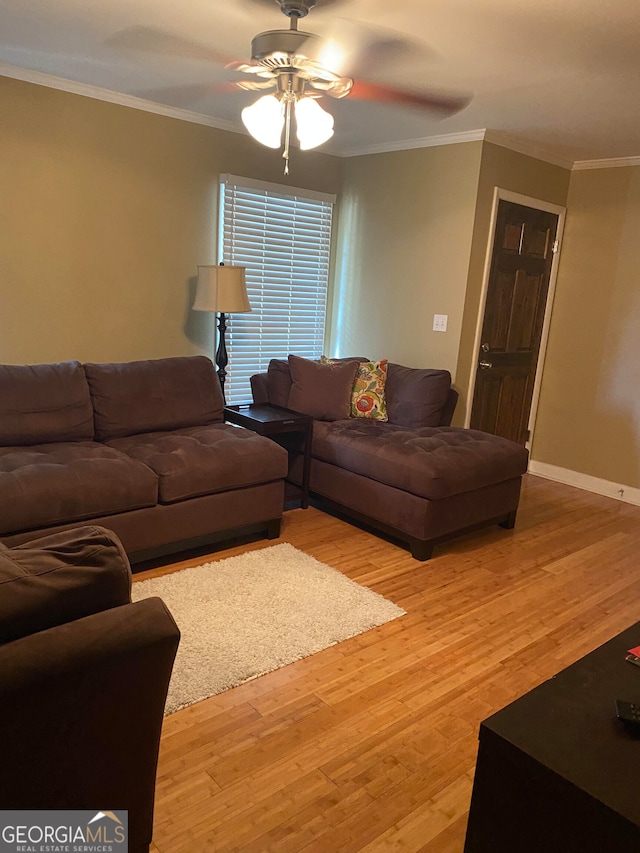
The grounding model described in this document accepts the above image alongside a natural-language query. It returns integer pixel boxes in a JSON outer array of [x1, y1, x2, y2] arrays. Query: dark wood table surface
[[465, 620, 640, 852]]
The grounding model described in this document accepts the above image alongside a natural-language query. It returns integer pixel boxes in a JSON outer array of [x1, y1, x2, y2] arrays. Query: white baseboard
[[528, 460, 640, 506]]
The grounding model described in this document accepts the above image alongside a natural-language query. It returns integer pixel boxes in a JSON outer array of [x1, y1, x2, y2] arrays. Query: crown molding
[[4, 62, 640, 171], [572, 155, 640, 171], [0, 62, 240, 134], [483, 130, 574, 170], [332, 129, 487, 158], [0, 65, 486, 158]]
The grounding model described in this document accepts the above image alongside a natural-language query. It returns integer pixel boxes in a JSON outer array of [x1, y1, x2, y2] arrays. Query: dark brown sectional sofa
[[252, 357, 530, 560], [0, 356, 288, 564]]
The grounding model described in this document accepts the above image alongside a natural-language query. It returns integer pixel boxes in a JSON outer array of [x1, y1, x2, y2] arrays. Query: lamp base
[[215, 312, 228, 402]]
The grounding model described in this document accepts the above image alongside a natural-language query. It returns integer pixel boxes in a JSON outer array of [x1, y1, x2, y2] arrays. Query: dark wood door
[[470, 200, 559, 445]]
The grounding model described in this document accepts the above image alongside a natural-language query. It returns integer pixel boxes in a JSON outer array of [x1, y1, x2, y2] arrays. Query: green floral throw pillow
[[321, 357, 389, 421]]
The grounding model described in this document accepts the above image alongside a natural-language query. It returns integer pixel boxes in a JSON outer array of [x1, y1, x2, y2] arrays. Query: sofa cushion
[[0, 526, 132, 646], [84, 356, 224, 440], [0, 361, 94, 446], [106, 424, 288, 503], [267, 359, 295, 408], [266, 356, 368, 409], [385, 364, 452, 428], [0, 443, 158, 535], [287, 355, 359, 421], [311, 420, 529, 500]]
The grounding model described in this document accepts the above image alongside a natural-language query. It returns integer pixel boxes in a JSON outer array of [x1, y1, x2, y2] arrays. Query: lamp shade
[[193, 265, 251, 313]]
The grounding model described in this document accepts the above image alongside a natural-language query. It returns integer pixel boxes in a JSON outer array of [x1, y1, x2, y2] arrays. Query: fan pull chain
[[282, 85, 294, 175]]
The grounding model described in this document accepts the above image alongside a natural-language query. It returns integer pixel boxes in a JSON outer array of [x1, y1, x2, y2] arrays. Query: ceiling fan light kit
[[241, 82, 335, 166]]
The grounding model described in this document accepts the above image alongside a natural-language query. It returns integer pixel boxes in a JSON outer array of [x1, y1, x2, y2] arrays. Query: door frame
[[464, 188, 566, 449]]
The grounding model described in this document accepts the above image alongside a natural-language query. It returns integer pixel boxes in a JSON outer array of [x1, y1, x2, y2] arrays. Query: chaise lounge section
[[252, 355, 530, 560]]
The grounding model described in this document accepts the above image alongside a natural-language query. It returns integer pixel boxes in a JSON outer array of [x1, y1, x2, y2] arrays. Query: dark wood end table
[[224, 404, 313, 509]]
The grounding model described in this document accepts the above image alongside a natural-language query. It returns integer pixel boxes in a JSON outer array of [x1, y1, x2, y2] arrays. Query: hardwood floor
[[142, 474, 640, 852]]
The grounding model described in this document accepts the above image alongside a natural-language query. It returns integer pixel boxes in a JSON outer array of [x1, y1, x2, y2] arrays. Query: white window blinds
[[219, 174, 335, 405]]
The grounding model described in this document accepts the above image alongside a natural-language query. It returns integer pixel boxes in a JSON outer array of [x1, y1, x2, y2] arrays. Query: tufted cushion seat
[[311, 420, 530, 501], [106, 424, 288, 504], [0, 443, 158, 536]]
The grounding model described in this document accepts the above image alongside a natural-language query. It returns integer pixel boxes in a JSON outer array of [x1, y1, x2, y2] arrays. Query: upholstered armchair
[[0, 525, 180, 853]]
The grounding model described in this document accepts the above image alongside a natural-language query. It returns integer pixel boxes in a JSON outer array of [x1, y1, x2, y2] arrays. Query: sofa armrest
[[250, 372, 270, 404], [439, 388, 459, 426], [0, 525, 132, 645], [0, 596, 180, 853]]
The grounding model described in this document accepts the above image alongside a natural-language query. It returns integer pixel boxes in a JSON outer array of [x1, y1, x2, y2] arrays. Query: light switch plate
[[433, 314, 448, 332]]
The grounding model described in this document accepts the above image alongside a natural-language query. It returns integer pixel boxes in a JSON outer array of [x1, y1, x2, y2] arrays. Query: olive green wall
[[0, 76, 341, 365], [455, 142, 571, 424], [3, 75, 638, 492], [531, 166, 640, 489], [330, 141, 571, 428], [329, 142, 483, 375]]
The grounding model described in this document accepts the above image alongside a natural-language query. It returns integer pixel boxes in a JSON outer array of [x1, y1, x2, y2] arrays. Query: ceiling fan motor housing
[[251, 29, 319, 64]]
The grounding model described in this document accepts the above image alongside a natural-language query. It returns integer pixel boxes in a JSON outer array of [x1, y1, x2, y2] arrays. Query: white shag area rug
[[132, 542, 405, 715]]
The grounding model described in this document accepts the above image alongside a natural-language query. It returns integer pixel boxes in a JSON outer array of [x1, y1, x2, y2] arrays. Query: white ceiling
[[1, 0, 639, 167]]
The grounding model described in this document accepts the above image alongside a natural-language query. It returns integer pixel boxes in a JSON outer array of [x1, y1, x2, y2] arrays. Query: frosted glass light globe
[[295, 98, 334, 150], [241, 95, 285, 148]]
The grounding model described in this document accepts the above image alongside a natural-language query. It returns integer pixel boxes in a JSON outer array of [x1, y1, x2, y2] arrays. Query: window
[[219, 174, 335, 404]]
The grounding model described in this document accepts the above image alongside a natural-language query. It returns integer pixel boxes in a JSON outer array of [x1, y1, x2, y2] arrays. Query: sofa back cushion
[[385, 364, 452, 428], [287, 355, 359, 421], [0, 361, 94, 446], [267, 358, 294, 407], [0, 525, 131, 646], [84, 356, 224, 440], [266, 355, 367, 408]]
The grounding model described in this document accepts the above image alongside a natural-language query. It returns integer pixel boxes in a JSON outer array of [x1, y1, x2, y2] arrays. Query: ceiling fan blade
[[226, 59, 271, 75], [106, 25, 239, 68], [346, 80, 471, 116], [298, 18, 435, 80], [234, 79, 278, 92]]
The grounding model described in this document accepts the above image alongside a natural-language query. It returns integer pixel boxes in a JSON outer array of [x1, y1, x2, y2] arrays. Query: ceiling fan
[[111, 0, 471, 174], [231, 0, 470, 172]]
